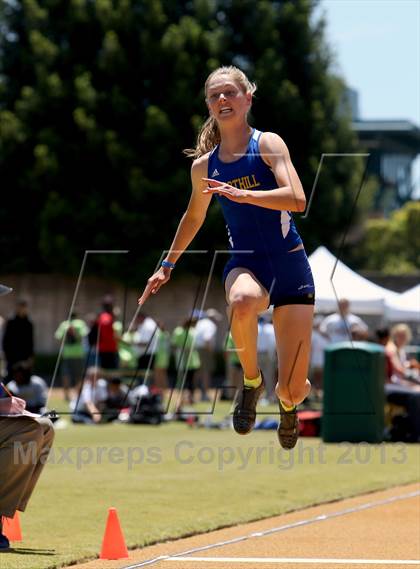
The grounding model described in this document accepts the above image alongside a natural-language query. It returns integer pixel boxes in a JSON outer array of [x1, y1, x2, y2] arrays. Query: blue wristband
[[161, 260, 175, 269]]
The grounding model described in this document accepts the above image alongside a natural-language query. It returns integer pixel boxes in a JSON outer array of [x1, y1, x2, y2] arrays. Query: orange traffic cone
[[99, 507, 129, 560], [3, 511, 22, 541]]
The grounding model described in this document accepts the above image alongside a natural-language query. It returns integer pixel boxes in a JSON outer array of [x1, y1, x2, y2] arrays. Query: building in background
[[342, 88, 420, 216]]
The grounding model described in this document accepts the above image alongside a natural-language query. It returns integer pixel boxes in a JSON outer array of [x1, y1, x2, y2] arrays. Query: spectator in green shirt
[[154, 321, 171, 393], [119, 330, 138, 370], [55, 312, 88, 401]]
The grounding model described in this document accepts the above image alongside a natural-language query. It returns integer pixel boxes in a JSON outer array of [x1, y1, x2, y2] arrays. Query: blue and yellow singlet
[[208, 128, 315, 307]]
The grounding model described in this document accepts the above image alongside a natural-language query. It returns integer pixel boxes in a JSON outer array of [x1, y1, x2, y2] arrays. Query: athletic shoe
[[0, 534, 10, 551], [0, 284, 12, 297], [0, 519, 10, 551], [233, 377, 265, 435], [277, 403, 299, 449]]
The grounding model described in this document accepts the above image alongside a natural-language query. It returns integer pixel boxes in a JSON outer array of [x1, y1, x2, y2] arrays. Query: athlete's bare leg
[[272, 304, 314, 407], [225, 268, 269, 379]]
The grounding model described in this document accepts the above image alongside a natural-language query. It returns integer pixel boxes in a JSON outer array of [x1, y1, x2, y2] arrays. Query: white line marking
[[166, 558, 420, 565], [122, 490, 420, 569]]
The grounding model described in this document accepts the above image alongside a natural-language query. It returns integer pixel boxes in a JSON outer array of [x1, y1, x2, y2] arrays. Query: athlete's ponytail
[[183, 116, 221, 159], [183, 66, 257, 160]]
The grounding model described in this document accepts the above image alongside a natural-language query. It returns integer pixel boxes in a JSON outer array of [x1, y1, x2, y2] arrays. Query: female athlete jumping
[[139, 66, 315, 449]]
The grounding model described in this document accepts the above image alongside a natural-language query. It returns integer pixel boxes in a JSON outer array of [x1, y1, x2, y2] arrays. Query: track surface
[[74, 483, 420, 569]]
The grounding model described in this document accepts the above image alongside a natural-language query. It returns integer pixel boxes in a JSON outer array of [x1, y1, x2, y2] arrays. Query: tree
[[0, 0, 365, 282], [353, 201, 420, 274]]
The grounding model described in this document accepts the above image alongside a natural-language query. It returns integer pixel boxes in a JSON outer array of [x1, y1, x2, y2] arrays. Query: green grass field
[[2, 397, 420, 569]]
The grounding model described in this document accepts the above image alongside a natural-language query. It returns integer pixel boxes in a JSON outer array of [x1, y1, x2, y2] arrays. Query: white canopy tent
[[385, 284, 420, 322], [308, 246, 399, 315]]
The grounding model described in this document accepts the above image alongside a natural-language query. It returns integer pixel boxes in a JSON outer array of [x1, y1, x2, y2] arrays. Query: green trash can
[[322, 341, 386, 443]]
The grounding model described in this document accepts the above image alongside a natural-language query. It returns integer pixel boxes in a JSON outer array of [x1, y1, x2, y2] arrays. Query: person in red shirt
[[95, 296, 120, 370]]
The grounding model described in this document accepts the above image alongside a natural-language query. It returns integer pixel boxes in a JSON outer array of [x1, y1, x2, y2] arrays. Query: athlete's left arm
[[245, 132, 306, 212]]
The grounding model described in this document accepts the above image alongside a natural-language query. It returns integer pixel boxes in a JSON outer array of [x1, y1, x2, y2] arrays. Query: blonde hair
[[184, 66, 257, 159], [391, 323, 412, 344]]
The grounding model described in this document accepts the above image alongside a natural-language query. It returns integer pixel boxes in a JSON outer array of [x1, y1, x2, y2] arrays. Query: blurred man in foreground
[[0, 390, 54, 551], [0, 286, 54, 551]]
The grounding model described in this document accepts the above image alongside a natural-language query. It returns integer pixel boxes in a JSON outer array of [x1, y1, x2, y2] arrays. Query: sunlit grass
[[2, 396, 419, 569]]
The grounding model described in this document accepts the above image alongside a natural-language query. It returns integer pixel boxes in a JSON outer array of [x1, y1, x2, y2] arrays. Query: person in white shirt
[[70, 367, 108, 423], [194, 308, 222, 401], [135, 311, 158, 376], [319, 299, 368, 344], [386, 323, 420, 387]]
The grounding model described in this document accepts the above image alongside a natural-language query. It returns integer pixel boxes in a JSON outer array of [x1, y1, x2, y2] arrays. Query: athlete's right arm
[[138, 155, 212, 305]]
